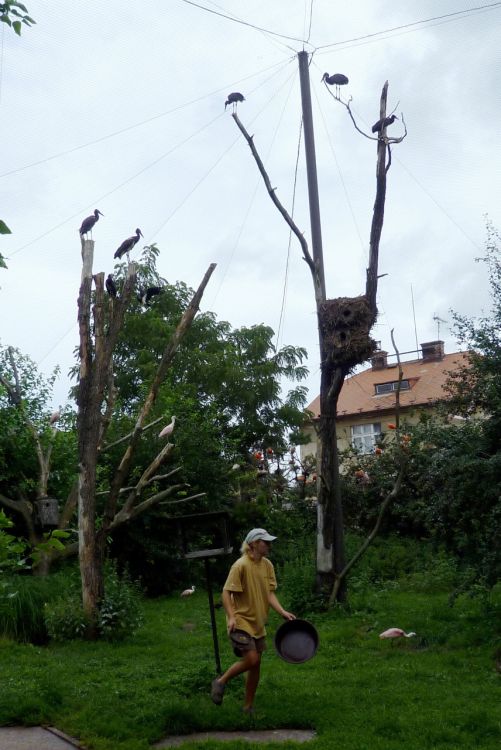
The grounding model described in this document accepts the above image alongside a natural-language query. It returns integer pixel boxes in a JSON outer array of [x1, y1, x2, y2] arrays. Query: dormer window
[[375, 379, 410, 395]]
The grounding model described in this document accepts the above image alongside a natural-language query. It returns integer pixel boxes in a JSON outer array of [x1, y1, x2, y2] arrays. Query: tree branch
[[100, 416, 164, 453], [231, 112, 315, 275], [103, 263, 216, 531], [0, 493, 37, 544]]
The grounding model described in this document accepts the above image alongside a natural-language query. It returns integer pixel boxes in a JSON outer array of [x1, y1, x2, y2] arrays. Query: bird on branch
[[114, 228, 143, 262], [180, 585, 195, 597], [106, 274, 118, 297], [225, 92, 245, 111], [49, 410, 60, 425], [321, 72, 349, 97], [79, 209, 103, 237], [138, 286, 164, 306], [159, 415, 176, 439], [371, 114, 398, 133]]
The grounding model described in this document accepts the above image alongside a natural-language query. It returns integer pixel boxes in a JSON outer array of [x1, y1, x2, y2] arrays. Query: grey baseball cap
[[245, 528, 277, 543]]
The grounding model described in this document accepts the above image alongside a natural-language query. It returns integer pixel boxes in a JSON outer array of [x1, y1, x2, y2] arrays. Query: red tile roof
[[306, 351, 470, 420]]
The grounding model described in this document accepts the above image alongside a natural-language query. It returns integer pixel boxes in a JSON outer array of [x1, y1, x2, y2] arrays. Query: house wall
[[300, 407, 427, 461]]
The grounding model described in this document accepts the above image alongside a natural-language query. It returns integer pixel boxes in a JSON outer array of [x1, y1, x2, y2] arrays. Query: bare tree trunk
[[76, 241, 137, 633]]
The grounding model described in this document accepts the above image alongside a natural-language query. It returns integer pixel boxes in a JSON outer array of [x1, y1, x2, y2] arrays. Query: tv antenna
[[432, 313, 447, 339]]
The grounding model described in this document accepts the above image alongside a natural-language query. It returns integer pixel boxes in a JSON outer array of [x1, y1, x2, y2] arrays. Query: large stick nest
[[319, 296, 378, 369]]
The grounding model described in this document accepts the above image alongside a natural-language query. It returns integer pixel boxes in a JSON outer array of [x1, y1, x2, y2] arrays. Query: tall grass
[[0, 572, 68, 643]]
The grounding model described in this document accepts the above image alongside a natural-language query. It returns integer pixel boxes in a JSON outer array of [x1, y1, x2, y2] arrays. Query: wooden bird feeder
[[35, 497, 60, 528], [175, 511, 233, 674], [175, 510, 232, 560]]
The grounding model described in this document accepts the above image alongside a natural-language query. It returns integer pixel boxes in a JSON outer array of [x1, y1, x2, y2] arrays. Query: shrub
[[0, 570, 73, 643], [97, 564, 143, 642], [44, 591, 87, 641], [44, 563, 143, 642]]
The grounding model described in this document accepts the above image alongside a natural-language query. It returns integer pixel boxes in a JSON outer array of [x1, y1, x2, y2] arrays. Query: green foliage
[[44, 592, 88, 642], [0, 344, 74, 508], [0, 509, 27, 572], [97, 564, 143, 642], [103, 247, 309, 582], [0, 571, 68, 643], [45, 564, 143, 643], [0, 2, 35, 35], [31, 529, 71, 567]]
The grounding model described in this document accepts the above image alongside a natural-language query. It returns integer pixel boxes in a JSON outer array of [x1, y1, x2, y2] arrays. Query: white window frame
[[374, 379, 410, 395], [351, 422, 381, 454]]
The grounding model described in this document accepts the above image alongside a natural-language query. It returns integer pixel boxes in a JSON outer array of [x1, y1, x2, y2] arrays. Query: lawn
[[0, 586, 500, 750]]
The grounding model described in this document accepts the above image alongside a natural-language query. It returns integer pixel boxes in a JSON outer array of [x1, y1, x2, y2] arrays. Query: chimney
[[371, 349, 388, 370], [421, 340, 445, 361]]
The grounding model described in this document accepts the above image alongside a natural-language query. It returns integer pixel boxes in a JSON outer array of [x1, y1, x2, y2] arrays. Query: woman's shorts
[[229, 628, 267, 657]]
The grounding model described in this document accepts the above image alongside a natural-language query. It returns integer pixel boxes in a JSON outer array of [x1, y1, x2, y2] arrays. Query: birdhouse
[[35, 497, 60, 528]]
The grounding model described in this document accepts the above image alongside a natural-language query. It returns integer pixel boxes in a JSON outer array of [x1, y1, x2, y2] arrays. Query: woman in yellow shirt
[[211, 528, 295, 713]]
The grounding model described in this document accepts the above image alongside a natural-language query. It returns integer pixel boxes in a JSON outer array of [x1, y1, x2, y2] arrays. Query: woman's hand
[[227, 616, 237, 633], [281, 609, 296, 621]]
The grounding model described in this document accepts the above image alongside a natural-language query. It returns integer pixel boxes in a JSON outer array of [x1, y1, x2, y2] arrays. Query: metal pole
[[298, 50, 326, 301], [204, 557, 222, 674]]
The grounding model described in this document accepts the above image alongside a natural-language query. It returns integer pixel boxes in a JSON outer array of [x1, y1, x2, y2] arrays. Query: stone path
[[154, 729, 316, 747], [0, 726, 83, 750], [0, 726, 316, 749]]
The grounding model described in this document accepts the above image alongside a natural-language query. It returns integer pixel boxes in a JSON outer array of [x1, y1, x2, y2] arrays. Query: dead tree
[[232, 79, 406, 602], [77, 238, 216, 631]]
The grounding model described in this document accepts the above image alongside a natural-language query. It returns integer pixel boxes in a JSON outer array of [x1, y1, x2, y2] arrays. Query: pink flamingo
[[379, 628, 416, 640], [158, 416, 176, 439]]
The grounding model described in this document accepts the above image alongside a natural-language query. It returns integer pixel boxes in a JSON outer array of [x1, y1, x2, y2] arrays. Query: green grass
[[0, 587, 500, 750]]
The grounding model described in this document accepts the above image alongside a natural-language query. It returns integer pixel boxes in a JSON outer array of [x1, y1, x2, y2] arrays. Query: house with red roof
[[302, 340, 469, 458]]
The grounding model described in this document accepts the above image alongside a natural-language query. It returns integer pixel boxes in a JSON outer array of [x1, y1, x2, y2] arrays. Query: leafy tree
[[103, 249, 309, 587], [340, 226, 501, 586], [109, 247, 309, 501]]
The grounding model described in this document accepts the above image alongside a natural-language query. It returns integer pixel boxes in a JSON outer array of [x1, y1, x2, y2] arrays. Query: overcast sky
[[1, 0, 500, 409]]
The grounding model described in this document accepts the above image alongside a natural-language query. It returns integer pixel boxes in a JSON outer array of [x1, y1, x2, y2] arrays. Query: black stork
[[114, 228, 143, 261], [225, 92, 245, 111], [138, 286, 164, 306], [79, 209, 103, 236], [322, 72, 349, 97], [371, 114, 398, 134], [106, 273, 117, 298]]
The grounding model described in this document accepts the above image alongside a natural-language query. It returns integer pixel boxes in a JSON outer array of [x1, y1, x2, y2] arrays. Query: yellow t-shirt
[[223, 554, 277, 638]]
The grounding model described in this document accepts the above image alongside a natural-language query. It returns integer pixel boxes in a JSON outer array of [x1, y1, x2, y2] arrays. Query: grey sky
[[1, 1, 500, 408]]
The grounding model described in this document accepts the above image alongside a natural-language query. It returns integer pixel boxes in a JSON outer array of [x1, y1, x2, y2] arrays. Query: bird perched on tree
[[379, 628, 416, 640], [106, 274, 117, 298], [321, 72, 349, 97], [371, 114, 398, 133], [79, 209, 103, 237], [158, 415, 176, 439], [49, 410, 60, 426], [180, 585, 195, 597], [225, 92, 245, 111], [138, 286, 164, 306], [114, 228, 143, 261]]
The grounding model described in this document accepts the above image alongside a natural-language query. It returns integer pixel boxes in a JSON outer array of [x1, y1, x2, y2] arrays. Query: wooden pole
[[205, 558, 222, 674], [298, 50, 326, 303]]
